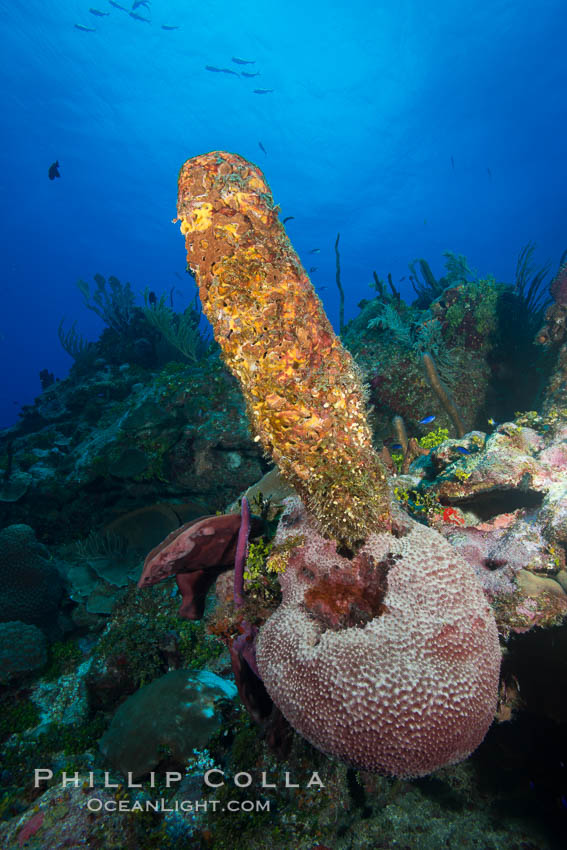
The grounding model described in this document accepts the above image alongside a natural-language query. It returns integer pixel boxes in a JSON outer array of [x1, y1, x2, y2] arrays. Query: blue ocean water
[[1, 0, 566, 428], [3, 4, 567, 847]]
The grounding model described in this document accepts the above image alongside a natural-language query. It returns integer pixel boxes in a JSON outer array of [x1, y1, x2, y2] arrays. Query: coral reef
[[6, 241, 567, 846], [177, 150, 391, 550], [347, 255, 552, 445], [0, 354, 262, 543], [536, 260, 567, 411], [407, 415, 567, 635], [172, 152, 501, 776], [0, 784, 147, 850], [348, 289, 492, 440]]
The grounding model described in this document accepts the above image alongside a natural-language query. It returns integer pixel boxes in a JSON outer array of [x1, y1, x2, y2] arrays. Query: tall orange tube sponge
[[177, 151, 391, 550]]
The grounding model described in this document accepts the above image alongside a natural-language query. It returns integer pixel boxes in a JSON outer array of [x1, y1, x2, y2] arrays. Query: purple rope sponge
[[234, 496, 251, 608]]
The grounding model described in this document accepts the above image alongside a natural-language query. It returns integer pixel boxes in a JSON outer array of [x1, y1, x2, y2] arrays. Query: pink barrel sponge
[[256, 498, 501, 777]]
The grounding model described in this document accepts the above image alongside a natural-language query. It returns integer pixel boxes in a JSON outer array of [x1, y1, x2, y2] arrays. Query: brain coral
[[0, 620, 47, 683], [256, 498, 501, 777], [0, 524, 64, 637], [99, 669, 237, 778]]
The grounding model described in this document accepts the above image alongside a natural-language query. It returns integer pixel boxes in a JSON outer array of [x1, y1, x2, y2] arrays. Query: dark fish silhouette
[[253, 88, 273, 94], [161, 25, 179, 30], [258, 141, 267, 155], [309, 267, 318, 273], [241, 71, 260, 77], [309, 248, 320, 254], [232, 56, 255, 64], [205, 65, 238, 75], [282, 216, 294, 223], [89, 8, 109, 16], [132, 0, 151, 8], [108, 0, 128, 9], [487, 167, 492, 180], [129, 11, 150, 21], [317, 286, 328, 291], [148, 290, 157, 308], [451, 155, 455, 170], [391, 443, 403, 451], [74, 23, 96, 31], [48, 161, 60, 180]]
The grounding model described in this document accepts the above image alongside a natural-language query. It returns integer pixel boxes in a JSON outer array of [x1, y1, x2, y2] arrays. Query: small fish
[[418, 415, 436, 425], [108, 0, 128, 9], [232, 56, 255, 65], [391, 443, 403, 451], [205, 65, 222, 72], [74, 23, 96, 31], [129, 11, 151, 22], [132, 0, 151, 8], [317, 286, 328, 291], [487, 417, 497, 426], [258, 141, 267, 155], [161, 24, 179, 30], [455, 446, 470, 455], [48, 160, 60, 180], [282, 216, 294, 223], [219, 68, 239, 76], [253, 88, 273, 94], [309, 248, 320, 254], [89, 8, 110, 15], [399, 275, 406, 281], [451, 155, 455, 170], [309, 266, 318, 273], [148, 290, 157, 308], [241, 71, 260, 77], [487, 167, 492, 180]]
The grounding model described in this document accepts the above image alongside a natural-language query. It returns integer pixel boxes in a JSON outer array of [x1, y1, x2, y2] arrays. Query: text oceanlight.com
[[86, 798, 271, 813]]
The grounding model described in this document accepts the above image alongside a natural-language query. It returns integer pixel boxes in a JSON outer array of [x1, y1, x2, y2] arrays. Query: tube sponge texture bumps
[[256, 498, 501, 777], [177, 151, 391, 550]]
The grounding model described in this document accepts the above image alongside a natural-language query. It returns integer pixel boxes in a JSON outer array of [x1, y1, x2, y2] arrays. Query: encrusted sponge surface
[[257, 497, 501, 777], [177, 151, 391, 548]]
